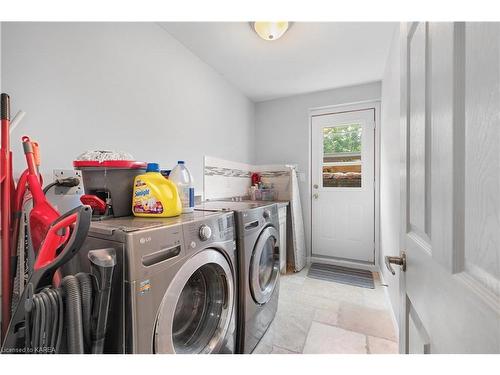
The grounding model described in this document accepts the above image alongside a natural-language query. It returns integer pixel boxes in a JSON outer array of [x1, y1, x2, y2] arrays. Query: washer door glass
[[154, 249, 234, 354], [172, 263, 226, 353], [250, 226, 280, 305]]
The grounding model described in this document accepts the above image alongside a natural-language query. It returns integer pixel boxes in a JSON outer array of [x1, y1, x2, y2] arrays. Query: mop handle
[[9, 110, 26, 134], [1, 93, 12, 339]]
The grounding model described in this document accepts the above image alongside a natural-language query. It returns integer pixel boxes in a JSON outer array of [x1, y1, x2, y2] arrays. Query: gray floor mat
[[307, 262, 374, 289]]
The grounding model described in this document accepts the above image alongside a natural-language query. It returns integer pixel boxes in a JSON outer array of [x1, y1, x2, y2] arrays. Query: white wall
[[380, 27, 401, 323], [0, 22, 255, 194], [254, 82, 381, 256]]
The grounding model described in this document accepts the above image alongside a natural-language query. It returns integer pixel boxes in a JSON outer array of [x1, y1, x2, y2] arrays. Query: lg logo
[[140, 237, 152, 245]]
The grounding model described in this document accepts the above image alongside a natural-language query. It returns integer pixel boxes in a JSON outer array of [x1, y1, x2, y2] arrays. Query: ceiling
[[159, 22, 397, 102]]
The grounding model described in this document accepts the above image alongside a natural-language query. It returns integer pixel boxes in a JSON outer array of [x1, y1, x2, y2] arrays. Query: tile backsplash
[[204, 156, 252, 200], [204, 156, 294, 201], [204, 166, 251, 178]]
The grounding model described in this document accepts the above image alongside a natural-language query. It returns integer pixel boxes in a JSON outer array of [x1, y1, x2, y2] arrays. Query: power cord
[[42, 177, 80, 195]]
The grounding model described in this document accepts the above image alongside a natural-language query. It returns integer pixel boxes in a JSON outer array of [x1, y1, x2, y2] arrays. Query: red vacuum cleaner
[[1, 94, 114, 353], [1, 93, 69, 340], [1, 205, 92, 352], [21, 136, 68, 255]]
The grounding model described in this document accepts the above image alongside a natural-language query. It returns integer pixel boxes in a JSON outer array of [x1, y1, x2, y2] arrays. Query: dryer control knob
[[199, 225, 212, 241], [263, 209, 271, 219]]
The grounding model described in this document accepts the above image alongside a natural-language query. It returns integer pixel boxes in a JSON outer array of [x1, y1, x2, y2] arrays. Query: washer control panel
[[183, 213, 235, 252]]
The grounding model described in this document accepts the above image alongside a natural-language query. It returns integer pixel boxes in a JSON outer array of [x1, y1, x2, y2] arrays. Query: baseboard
[[379, 270, 400, 339]]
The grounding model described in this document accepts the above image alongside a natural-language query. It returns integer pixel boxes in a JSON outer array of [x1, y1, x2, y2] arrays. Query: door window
[[172, 263, 227, 354], [322, 124, 363, 188]]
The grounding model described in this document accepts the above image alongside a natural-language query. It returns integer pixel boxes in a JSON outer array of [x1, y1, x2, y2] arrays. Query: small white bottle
[[169, 160, 195, 213]]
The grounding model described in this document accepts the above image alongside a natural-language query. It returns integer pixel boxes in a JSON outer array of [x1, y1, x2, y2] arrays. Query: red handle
[[80, 194, 107, 214], [22, 136, 37, 174], [34, 213, 77, 270], [22, 136, 46, 204]]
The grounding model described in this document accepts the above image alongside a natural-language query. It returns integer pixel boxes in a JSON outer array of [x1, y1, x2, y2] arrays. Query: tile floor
[[253, 265, 399, 354]]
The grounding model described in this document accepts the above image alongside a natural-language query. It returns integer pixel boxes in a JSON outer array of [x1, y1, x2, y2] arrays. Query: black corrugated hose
[[76, 273, 93, 352], [61, 275, 85, 354], [24, 287, 64, 353], [23, 273, 94, 354]]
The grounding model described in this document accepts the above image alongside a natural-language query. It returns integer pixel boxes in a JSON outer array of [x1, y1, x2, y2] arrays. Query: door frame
[[308, 100, 381, 271]]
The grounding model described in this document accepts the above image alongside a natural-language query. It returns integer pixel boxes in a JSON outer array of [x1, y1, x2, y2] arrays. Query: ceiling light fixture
[[251, 22, 289, 41]]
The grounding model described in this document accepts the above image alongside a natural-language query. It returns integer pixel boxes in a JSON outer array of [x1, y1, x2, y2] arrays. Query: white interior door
[[397, 22, 500, 353], [311, 109, 375, 263]]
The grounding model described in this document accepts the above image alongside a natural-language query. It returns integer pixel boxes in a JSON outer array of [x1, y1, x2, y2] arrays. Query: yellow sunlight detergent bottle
[[132, 163, 182, 217]]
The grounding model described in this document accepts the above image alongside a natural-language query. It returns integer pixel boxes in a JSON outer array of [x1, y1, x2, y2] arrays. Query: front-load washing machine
[[67, 211, 237, 353], [196, 201, 280, 353]]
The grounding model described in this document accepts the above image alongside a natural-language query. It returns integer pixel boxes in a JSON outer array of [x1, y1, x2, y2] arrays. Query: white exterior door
[[397, 22, 500, 353], [311, 108, 375, 263]]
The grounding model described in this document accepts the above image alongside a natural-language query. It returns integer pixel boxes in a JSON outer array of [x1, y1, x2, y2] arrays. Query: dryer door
[[250, 226, 280, 305], [154, 249, 234, 354]]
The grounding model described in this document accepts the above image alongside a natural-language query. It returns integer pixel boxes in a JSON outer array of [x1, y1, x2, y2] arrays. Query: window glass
[[323, 165, 362, 187], [322, 124, 362, 188]]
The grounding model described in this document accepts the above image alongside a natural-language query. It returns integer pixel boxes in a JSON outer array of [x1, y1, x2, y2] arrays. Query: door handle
[[313, 193, 319, 199], [244, 220, 259, 230], [384, 251, 407, 275]]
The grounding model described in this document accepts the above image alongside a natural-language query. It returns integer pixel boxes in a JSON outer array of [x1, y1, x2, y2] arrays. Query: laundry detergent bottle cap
[[146, 162, 160, 173]]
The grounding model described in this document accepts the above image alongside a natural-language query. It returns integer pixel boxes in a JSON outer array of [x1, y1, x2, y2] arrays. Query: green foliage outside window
[[323, 125, 362, 154]]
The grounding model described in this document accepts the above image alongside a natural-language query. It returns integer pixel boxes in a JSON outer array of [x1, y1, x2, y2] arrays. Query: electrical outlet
[[53, 169, 84, 196]]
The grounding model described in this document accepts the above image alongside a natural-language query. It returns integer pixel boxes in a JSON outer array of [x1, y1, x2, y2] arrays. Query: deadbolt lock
[[384, 251, 407, 275], [313, 184, 319, 189]]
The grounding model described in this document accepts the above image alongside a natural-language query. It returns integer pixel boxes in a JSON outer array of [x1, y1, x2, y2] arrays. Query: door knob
[[384, 251, 407, 275], [313, 193, 319, 199]]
